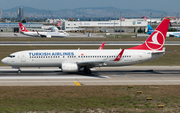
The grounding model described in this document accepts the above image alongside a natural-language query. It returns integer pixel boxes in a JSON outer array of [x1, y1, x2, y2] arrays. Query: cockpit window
[[8, 55, 15, 58]]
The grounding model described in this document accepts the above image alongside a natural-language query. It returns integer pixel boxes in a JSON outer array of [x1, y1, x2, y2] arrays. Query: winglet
[[36, 31, 39, 35], [99, 42, 105, 50], [113, 49, 124, 61]]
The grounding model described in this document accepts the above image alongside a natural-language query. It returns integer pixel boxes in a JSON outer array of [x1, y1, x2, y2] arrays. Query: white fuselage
[[1, 49, 164, 68], [166, 32, 180, 37], [21, 31, 69, 37], [21, 31, 40, 37], [38, 32, 69, 38]]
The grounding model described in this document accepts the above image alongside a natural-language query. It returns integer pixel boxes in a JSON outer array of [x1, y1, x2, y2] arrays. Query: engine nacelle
[[61, 63, 78, 72], [46, 35, 51, 38]]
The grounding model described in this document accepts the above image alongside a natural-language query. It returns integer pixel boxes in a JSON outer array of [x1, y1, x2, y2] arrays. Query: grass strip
[[1, 36, 180, 41], [0, 85, 179, 112]]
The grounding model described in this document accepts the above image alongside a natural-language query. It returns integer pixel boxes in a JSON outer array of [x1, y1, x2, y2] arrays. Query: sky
[[0, 0, 179, 12]]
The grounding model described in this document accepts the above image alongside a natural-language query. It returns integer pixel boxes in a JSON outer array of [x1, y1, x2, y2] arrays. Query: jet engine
[[61, 63, 78, 72]]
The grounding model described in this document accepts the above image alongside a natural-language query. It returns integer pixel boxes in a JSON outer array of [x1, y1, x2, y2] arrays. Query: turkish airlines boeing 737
[[19, 23, 69, 38], [2, 19, 170, 74]]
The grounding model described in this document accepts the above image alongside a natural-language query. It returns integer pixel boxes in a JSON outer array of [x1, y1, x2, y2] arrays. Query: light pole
[[150, 13, 152, 26], [120, 12, 122, 37], [114, 12, 115, 33], [177, 13, 179, 32]]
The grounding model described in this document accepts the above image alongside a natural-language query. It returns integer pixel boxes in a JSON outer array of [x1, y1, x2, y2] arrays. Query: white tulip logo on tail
[[21, 26, 25, 31], [145, 30, 165, 50]]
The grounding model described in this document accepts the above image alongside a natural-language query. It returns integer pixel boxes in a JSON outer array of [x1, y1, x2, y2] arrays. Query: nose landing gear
[[18, 68, 21, 73]]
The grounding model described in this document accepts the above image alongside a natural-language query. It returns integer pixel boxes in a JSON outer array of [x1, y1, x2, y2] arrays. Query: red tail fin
[[57, 22, 61, 26], [99, 42, 105, 50], [122, 16, 125, 21], [19, 23, 29, 32], [143, 16, 147, 21], [128, 19, 170, 51]]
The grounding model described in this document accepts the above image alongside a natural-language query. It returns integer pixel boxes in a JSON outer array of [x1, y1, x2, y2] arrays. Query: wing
[[77, 49, 125, 68]]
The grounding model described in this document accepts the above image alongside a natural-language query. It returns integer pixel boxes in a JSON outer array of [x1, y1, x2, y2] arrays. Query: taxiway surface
[[0, 41, 179, 46], [0, 66, 179, 86]]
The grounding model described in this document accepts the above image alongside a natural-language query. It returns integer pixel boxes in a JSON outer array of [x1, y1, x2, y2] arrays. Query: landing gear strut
[[84, 67, 92, 74]]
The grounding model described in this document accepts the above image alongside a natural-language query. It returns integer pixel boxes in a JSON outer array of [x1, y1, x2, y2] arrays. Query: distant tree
[[168, 28, 177, 32], [21, 19, 26, 23]]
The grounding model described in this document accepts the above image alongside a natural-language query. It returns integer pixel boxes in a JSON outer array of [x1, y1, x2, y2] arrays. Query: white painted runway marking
[[0, 76, 110, 79], [0, 69, 96, 71], [0, 44, 179, 46], [0, 80, 180, 83]]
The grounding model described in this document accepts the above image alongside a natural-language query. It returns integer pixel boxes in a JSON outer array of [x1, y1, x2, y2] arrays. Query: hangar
[[0, 23, 43, 32], [60, 19, 148, 33]]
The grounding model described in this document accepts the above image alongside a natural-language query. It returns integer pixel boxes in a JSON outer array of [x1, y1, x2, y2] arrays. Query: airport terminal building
[[61, 19, 148, 32], [0, 19, 147, 33], [0, 23, 43, 32]]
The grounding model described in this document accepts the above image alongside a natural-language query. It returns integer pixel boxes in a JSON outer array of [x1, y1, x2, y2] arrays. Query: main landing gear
[[84, 67, 92, 74]]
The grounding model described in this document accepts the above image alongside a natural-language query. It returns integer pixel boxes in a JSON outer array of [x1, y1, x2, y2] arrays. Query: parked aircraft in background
[[146, 24, 154, 35], [19, 23, 41, 37], [143, 16, 147, 21], [169, 22, 180, 31], [19, 23, 69, 38], [147, 24, 180, 37], [122, 17, 125, 21], [2, 19, 170, 74]]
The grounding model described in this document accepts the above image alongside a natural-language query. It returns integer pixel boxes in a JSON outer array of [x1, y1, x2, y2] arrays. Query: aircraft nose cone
[[1, 58, 7, 64]]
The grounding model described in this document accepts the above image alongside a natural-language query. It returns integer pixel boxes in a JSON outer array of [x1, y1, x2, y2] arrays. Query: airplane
[[122, 17, 125, 21], [143, 16, 147, 21], [19, 23, 40, 37], [19, 23, 69, 38], [147, 24, 180, 37], [2, 19, 170, 74], [146, 24, 154, 35], [169, 22, 180, 31]]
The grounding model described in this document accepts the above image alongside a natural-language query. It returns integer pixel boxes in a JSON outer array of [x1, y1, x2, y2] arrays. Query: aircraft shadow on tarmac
[[0, 70, 180, 76]]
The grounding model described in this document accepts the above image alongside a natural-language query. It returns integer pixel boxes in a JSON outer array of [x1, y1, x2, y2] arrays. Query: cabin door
[[21, 53, 26, 62]]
